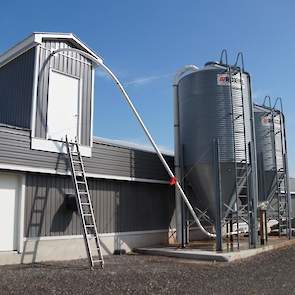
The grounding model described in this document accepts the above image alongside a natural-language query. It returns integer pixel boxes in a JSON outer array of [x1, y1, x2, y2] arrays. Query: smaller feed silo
[[254, 98, 292, 236]]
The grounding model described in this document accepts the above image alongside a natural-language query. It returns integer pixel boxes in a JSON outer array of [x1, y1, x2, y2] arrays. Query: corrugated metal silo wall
[[274, 112, 285, 172], [0, 48, 36, 128], [24, 173, 175, 238], [35, 40, 92, 146], [177, 68, 252, 219], [254, 108, 275, 200]]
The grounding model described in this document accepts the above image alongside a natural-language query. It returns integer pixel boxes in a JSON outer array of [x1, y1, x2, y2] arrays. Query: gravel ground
[[1, 245, 295, 295]]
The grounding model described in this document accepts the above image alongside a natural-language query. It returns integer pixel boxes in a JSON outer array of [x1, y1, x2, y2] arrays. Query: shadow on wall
[[50, 200, 74, 233], [21, 180, 50, 264], [129, 148, 174, 181]]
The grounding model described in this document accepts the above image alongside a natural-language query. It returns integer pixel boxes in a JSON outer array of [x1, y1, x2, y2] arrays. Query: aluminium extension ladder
[[66, 136, 104, 269]]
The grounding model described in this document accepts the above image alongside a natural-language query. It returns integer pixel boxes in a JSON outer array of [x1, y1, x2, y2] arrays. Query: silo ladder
[[66, 136, 104, 269], [228, 59, 251, 248]]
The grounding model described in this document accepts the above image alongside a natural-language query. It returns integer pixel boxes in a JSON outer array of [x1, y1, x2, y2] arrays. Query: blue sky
[[1, 1, 295, 176]]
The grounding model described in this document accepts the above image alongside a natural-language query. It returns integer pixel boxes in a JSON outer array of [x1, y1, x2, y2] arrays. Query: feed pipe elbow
[[51, 48, 215, 238]]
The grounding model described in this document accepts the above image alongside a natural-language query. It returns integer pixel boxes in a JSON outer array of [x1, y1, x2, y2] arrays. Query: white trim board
[[30, 44, 41, 137], [0, 34, 40, 68], [0, 32, 103, 69], [24, 229, 169, 241], [0, 163, 169, 185], [31, 138, 92, 157], [18, 175, 26, 253]]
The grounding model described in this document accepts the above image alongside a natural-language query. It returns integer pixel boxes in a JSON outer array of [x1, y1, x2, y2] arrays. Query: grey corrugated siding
[[24, 173, 175, 237], [0, 48, 35, 128], [290, 178, 295, 192], [35, 40, 92, 146], [0, 125, 173, 180]]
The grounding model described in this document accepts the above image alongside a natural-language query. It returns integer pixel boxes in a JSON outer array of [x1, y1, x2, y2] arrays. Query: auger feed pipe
[[51, 48, 216, 238]]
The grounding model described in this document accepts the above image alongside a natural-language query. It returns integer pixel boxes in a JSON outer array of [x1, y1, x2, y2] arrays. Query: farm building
[[0, 32, 176, 264]]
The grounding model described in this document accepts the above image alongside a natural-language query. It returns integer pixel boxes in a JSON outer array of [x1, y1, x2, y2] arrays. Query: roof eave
[[0, 33, 40, 68], [0, 32, 103, 68]]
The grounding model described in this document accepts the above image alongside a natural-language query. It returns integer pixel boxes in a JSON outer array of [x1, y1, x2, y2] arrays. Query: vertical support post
[[173, 83, 184, 245], [230, 215, 234, 244], [265, 211, 268, 243], [213, 138, 223, 251], [284, 153, 292, 239], [249, 142, 258, 248], [247, 73, 258, 248], [259, 208, 267, 245], [180, 144, 187, 247]]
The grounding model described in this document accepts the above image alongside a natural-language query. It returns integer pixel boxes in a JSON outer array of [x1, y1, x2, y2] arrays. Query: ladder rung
[[75, 173, 84, 176], [83, 213, 92, 216], [92, 260, 103, 263], [77, 181, 86, 184], [86, 224, 94, 227], [73, 161, 81, 164], [81, 203, 90, 205], [78, 192, 88, 195]]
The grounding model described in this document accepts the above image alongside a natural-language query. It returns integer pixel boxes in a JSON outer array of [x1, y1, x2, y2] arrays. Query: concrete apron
[[134, 238, 295, 262]]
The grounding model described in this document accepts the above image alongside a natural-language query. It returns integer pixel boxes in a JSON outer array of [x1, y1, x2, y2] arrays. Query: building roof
[[94, 136, 174, 157], [290, 178, 295, 193], [0, 32, 103, 68]]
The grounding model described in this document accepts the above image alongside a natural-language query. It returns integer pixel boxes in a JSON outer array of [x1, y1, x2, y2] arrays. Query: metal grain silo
[[175, 61, 254, 222], [254, 102, 287, 202], [254, 98, 291, 236]]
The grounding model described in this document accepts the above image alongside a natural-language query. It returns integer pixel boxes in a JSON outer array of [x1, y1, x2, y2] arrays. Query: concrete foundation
[[135, 237, 295, 262], [0, 229, 168, 265]]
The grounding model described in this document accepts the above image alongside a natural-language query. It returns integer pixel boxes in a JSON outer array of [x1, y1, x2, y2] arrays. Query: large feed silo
[[174, 61, 256, 224]]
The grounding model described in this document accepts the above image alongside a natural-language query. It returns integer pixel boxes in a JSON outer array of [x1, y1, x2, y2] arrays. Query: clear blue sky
[[1, 1, 295, 176]]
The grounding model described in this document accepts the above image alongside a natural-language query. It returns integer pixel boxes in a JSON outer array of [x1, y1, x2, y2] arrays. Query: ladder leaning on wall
[[66, 136, 104, 269]]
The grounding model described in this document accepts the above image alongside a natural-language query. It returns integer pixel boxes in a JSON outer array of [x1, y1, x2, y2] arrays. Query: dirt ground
[[1, 245, 295, 295]]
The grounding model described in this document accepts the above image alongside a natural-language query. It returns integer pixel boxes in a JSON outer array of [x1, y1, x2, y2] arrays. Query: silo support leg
[[213, 138, 223, 252], [175, 192, 184, 246]]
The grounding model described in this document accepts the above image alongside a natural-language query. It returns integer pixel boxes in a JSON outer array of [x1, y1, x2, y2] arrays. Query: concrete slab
[[135, 238, 295, 262]]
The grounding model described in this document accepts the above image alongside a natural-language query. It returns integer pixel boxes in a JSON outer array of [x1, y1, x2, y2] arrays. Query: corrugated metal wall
[[0, 126, 173, 180], [24, 173, 175, 237], [0, 48, 35, 128], [35, 40, 92, 146]]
